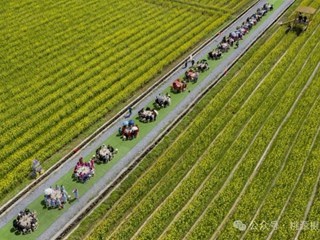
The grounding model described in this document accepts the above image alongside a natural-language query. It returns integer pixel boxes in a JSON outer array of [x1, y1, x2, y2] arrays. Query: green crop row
[[1, 0, 225, 112], [156, 30, 289, 240], [250, 70, 320, 240], [89, 6, 319, 240], [0, 10, 195, 148], [0, 1, 228, 199], [0, 0, 130, 81], [186, 59, 318, 239], [124, 31, 299, 240], [297, 122, 320, 240], [68, 17, 281, 240], [128, 23, 315, 240], [158, 28, 315, 239], [86, 8, 296, 240], [185, 18, 320, 240], [0, 2, 160, 109], [146, 0, 254, 14], [0, 8, 193, 125], [265, 57, 320, 240], [217, 27, 320, 240], [0, 1, 194, 112], [75, 2, 320, 240]]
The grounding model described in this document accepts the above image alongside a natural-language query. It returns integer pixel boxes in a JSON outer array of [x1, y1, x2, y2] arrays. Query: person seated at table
[[73, 164, 79, 175], [75, 171, 83, 181], [30, 212, 36, 220], [24, 225, 31, 233], [61, 192, 68, 203], [78, 172, 84, 181], [74, 158, 83, 171], [82, 173, 90, 182], [56, 198, 63, 209], [30, 217, 36, 226], [74, 171, 80, 179], [31, 223, 36, 231], [90, 167, 95, 176], [24, 208, 30, 214], [44, 196, 50, 207], [96, 147, 102, 159], [81, 172, 90, 182], [13, 219, 19, 229], [61, 185, 70, 199], [132, 125, 139, 138], [78, 157, 84, 166], [107, 145, 114, 153], [16, 224, 23, 233], [50, 198, 56, 208], [89, 158, 95, 168], [96, 146, 102, 153], [128, 119, 135, 126], [44, 196, 52, 208]]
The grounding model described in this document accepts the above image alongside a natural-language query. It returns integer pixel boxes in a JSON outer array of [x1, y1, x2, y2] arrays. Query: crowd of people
[[13, 209, 38, 234], [172, 78, 187, 93], [95, 144, 117, 163], [73, 157, 95, 182], [196, 59, 209, 72], [138, 107, 158, 122], [44, 185, 70, 209], [184, 68, 199, 82], [154, 93, 171, 108], [119, 120, 139, 140], [209, 3, 273, 60]]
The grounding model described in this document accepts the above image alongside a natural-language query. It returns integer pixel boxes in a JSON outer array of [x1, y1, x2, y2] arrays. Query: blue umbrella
[[129, 120, 135, 126]]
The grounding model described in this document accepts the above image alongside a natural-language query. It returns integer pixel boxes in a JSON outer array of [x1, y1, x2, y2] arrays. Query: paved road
[[0, 0, 294, 239]]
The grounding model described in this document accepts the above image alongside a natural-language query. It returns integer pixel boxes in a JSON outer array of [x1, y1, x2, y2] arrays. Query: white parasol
[[44, 188, 54, 195]]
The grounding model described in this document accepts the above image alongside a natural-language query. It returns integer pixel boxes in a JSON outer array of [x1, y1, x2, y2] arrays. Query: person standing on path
[[235, 40, 239, 48], [72, 188, 79, 200], [125, 107, 132, 118], [184, 54, 195, 68], [190, 54, 195, 66]]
